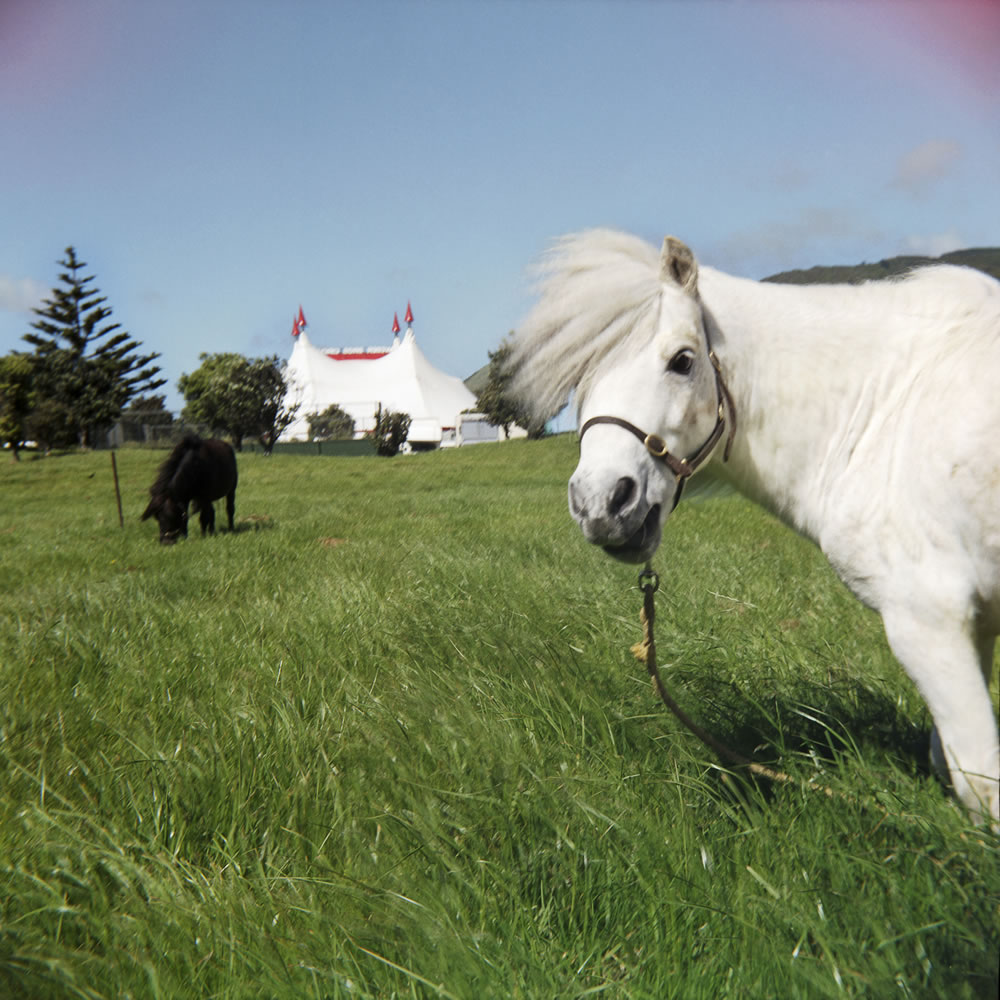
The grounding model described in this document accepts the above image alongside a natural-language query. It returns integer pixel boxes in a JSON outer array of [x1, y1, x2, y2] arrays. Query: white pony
[[509, 228, 1000, 821]]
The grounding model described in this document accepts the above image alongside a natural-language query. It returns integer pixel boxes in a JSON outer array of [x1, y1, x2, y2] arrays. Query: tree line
[[0, 247, 298, 459], [2, 245, 552, 462]]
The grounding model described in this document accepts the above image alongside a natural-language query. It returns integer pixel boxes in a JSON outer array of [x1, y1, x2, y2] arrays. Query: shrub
[[307, 404, 355, 441], [372, 404, 411, 456]]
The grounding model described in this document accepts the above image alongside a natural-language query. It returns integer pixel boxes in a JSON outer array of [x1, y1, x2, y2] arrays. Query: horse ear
[[660, 236, 698, 295]]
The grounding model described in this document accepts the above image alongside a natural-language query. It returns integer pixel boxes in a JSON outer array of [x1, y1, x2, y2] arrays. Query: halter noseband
[[578, 348, 737, 509]]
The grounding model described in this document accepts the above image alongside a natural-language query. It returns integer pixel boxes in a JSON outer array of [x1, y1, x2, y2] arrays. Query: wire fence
[[96, 416, 377, 456], [101, 417, 211, 450], [87, 411, 515, 454]]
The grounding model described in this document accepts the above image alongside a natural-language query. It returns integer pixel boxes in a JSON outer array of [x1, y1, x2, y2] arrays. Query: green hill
[[764, 247, 1000, 285], [464, 361, 490, 394]]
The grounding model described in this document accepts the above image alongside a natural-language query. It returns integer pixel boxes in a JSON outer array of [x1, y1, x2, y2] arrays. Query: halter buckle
[[643, 433, 669, 459]]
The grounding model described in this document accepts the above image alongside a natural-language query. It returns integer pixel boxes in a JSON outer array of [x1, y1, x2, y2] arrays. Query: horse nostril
[[609, 476, 636, 516]]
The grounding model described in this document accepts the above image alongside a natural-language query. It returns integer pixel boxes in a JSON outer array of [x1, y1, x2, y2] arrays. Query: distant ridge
[[764, 247, 1000, 285], [464, 364, 489, 395]]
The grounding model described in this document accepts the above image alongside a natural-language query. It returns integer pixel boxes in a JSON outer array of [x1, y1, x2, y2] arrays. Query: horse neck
[[170, 450, 201, 499], [700, 270, 883, 540]]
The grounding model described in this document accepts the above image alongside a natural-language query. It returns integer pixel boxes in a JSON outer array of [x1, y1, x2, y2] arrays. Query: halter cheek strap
[[578, 350, 737, 510]]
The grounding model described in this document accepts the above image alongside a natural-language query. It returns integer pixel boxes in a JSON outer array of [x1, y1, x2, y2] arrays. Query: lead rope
[[632, 565, 833, 795]]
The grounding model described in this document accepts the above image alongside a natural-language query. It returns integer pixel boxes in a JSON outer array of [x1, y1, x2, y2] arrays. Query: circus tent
[[282, 312, 479, 445]]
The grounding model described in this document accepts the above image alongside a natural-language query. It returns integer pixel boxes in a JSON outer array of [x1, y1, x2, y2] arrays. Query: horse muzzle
[[568, 467, 664, 564], [601, 502, 662, 563]]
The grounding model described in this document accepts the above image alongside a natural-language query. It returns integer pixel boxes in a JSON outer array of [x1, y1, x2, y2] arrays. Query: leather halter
[[578, 348, 737, 509]]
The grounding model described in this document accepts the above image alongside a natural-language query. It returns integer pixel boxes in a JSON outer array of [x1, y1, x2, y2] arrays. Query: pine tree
[[23, 247, 165, 447]]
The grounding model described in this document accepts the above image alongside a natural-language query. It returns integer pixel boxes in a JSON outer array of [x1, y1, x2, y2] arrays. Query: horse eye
[[667, 350, 694, 375]]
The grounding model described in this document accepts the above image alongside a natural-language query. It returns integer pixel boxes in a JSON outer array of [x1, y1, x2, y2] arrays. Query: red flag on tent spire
[[405, 301, 413, 325], [392, 313, 400, 335], [291, 315, 301, 337], [297, 305, 307, 330]]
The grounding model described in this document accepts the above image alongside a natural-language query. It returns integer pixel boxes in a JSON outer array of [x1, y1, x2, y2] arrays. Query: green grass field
[[1, 438, 997, 999]]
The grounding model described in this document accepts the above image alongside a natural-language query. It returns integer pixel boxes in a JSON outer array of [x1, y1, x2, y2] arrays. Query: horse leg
[[200, 501, 216, 536], [882, 609, 999, 822], [226, 490, 235, 532], [930, 634, 996, 778]]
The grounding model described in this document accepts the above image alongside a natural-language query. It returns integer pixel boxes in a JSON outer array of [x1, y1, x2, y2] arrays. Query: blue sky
[[1, 0, 997, 412]]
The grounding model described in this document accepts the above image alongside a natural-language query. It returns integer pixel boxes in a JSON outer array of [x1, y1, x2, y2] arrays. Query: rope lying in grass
[[632, 566, 834, 796]]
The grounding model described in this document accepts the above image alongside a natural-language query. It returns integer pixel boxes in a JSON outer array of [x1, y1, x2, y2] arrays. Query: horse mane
[[508, 229, 667, 420], [508, 230, 1000, 422], [149, 433, 204, 499]]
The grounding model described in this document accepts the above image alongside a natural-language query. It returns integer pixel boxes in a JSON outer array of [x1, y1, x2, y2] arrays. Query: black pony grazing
[[142, 435, 238, 544]]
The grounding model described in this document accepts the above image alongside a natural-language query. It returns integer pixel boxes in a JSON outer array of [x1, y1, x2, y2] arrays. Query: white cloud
[[711, 209, 885, 276], [900, 231, 965, 257], [0, 274, 47, 314], [892, 140, 963, 195], [770, 163, 812, 192]]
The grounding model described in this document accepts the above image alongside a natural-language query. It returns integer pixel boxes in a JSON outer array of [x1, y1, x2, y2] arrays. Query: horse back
[[197, 439, 238, 502]]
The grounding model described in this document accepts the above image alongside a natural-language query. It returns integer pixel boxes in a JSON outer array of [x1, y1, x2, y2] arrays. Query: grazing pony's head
[[141, 492, 188, 545], [141, 435, 202, 544]]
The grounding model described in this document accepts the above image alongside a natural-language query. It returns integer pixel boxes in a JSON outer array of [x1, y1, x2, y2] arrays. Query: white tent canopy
[[283, 328, 479, 444]]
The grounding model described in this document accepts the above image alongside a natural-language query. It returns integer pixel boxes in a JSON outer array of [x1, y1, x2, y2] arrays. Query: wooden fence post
[[111, 451, 124, 528]]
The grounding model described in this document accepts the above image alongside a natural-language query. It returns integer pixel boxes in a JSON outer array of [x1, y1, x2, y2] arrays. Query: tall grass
[[1, 439, 997, 999]]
